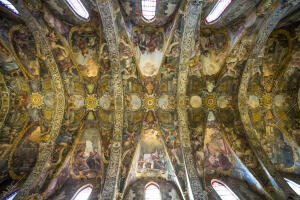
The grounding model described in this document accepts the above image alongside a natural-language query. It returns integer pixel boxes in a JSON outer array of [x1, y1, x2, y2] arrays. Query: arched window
[[0, 0, 20, 16], [141, 0, 156, 22], [71, 184, 93, 200], [285, 178, 300, 196], [211, 179, 239, 200], [206, 0, 232, 24], [145, 183, 161, 200], [2, 188, 20, 200], [64, 0, 89, 21]]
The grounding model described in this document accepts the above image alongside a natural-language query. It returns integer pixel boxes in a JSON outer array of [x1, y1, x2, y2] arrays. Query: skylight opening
[[0, 0, 20, 16], [285, 178, 300, 196], [71, 185, 93, 200], [211, 179, 239, 200], [206, 0, 232, 24], [141, 0, 156, 22], [65, 0, 89, 21], [145, 183, 161, 200]]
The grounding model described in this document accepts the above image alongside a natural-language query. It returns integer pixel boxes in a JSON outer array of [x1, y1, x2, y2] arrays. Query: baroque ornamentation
[[176, 1, 207, 199], [97, 0, 124, 199], [238, 1, 300, 199], [30, 92, 44, 108], [13, 1, 65, 199], [143, 94, 157, 111], [85, 94, 98, 111]]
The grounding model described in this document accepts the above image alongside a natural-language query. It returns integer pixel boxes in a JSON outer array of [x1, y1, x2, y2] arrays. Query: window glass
[[285, 178, 300, 196], [141, 0, 156, 22], [211, 180, 239, 200], [65, 0, 89, 20], [206, 0, 232, 23], [145, 183, 161, 200], [0, 0, 20, 16], [2, 189, 20, 200], [72, 185, 93, 200]]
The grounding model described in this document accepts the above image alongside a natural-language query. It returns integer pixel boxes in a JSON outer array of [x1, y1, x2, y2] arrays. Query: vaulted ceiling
[[0, 0, 300, 200]]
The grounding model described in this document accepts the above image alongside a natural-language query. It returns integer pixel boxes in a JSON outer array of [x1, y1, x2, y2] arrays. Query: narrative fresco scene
[[0, 0, 300, 199]]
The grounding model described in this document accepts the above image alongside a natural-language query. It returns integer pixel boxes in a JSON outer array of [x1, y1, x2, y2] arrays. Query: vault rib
[[12, 1, 65, 199], [238, 0, 300, 199], [176, 0, 207, 199], [97, 1, 124, 199]]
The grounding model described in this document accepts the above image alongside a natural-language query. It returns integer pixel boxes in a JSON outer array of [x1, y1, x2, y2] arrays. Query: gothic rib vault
[[0, 0, 300, 200]]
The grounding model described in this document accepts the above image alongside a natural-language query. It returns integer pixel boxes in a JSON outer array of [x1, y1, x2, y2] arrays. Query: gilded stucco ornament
[[262, 93, 273, 108], [13, 1, 65, 199], [0, 73, 10, 130], [204, 94, 216, 109], [85, 94, 98, 111], [0, 0, 299, 199], [176, 0, 207, 199], [238, 0, 300, 198], [30, 92, 44, 108], [143, 94, 157, 111], [97, 0, 124, 199]]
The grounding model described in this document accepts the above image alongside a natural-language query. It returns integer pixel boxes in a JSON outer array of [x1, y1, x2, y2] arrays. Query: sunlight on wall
[[0, 0, 19, 16], [206, 0, 232, 23], [65, 0, 89, 20], [211, 179, 239, 200]]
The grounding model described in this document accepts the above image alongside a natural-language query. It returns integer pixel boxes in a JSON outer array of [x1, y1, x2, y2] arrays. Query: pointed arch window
[[71, 184, 93, 200], [0, 0, 20, 16], [211, 179, 239, 200], [2, 188, 20, 200], [141, 0, 156, 22], [145, 183, 161, 200], [64, 0, 89, 21], [285, 178, 300, 196], [206, 0, 232, 24]]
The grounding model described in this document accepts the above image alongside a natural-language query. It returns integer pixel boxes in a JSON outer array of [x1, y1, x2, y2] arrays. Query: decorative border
[[13, 1, 65, 199], [97, 0, 124, 199], [176, 1, 207, 200], [0, 72, 10, 130], [238, 1, 300, 199]]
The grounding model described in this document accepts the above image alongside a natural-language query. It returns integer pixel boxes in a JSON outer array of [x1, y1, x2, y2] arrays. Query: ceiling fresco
[[0, 0, 299, 200]]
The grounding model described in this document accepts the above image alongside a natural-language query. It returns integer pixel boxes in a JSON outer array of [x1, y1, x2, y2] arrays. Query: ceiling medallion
[[204, 95, 216, 109], [31, 93, 44, 108], [262, 94, 273, 108], [190, 95, 202, 109], [143, 94, 157, 111], [85, 94, 98, 111]]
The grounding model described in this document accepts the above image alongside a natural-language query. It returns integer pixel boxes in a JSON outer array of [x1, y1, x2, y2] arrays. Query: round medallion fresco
[[99, 95, 111, 110], [274, 94, 285, 107], [248, 95, 260, 109], [129, 94, 142, 110], [158, 95, 169, 110], [190, 95, 202, 109], [217, 96, 229, 109]]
